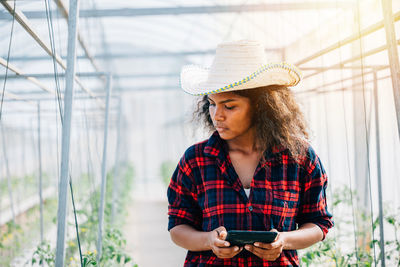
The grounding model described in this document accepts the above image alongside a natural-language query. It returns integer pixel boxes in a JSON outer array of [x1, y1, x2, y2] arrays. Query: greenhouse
[[0, 0, 399, 266]]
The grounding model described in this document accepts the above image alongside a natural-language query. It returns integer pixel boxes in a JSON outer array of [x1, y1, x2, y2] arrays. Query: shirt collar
[[264, 144, 287, 161], [203, 131, 228, 158]]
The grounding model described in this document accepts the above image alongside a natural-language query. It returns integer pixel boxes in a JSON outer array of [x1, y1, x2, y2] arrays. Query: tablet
[[226, 230, 278, 246]]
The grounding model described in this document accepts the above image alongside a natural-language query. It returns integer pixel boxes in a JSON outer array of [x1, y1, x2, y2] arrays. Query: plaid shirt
[[168, 131, 333, 266]]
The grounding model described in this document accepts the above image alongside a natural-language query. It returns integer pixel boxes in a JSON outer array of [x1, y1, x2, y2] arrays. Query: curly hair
[[193, 85, 309, 158]]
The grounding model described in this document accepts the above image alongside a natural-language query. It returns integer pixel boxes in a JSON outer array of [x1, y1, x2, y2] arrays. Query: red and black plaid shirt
[[168, 131, 333, 266]]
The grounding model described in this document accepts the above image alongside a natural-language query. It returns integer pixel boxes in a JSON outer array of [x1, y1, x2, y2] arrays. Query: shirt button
[[248, 206, 253, 211]]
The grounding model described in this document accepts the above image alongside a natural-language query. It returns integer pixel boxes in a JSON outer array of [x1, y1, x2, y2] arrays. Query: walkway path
[[123, 181, 186, 267]]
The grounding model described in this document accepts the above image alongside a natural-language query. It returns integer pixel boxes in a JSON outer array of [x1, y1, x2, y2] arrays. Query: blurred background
[[0, 0, 399, 266]]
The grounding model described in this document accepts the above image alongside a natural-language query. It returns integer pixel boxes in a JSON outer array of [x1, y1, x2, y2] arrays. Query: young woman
[[167, 40, 333, 266]]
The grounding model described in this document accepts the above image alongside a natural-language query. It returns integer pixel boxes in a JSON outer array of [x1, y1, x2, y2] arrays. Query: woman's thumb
[[217, 226, 227, 240], [219, 230, 227, 240], [270, 229, 279, 241]]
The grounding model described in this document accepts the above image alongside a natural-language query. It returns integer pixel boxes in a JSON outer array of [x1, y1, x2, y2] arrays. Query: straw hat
[[180, 40, 302, 95]]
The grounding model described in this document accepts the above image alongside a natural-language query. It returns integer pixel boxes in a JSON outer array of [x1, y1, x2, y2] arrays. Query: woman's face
[[207, 92, 254, 141]]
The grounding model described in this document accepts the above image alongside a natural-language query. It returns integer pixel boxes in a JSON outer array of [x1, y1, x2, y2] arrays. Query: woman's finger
[[245, 245, 281, 260], [223, 247, 243, 258], [219, 229, 227, 240], [214, 238, 230, 247], [213, 226, 227, 241], [253, 246, 280, 255], [213, 246, 241, 258], [254, 239, 282, 249], [250, 249, 279, 261], [253, 242, 274, 249]]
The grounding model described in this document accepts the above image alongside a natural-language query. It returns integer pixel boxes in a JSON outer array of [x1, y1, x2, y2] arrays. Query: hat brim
[[180, 62, 302, 96]]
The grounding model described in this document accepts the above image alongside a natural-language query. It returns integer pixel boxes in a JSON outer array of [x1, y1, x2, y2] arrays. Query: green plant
[[31, 241, 55, 266], [64, 163, 137, 266], [1, 163, 136, 266], [82, 250, 97, 266], [100, 228, 132, 265], [0, 173, 51, 203], [299, 185, 400, 266], [0, 198, 58, 266], [0, 221, 22, 252]]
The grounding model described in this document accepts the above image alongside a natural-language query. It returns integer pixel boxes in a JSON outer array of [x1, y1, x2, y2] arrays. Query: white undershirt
[[244, 188, 251, 198]]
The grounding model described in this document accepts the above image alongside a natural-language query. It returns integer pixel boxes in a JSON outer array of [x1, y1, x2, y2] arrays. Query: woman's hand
[[244, 229, 284, 261], [208, 226, 243, 259]]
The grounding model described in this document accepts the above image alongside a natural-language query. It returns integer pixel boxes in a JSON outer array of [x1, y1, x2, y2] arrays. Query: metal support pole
[[381, 0, 400, 140], [84, 111, 96, 195], [111, 97, 122, 224], [37, 102, 44, 242], [1, 123, 15, 223], [0, 71, 108, 79], [21, 130, 26, 179], [373, 71, 385, 266], [322, 93, 332, 175], [96, 74, 112, 262], [18, 130, 25, 210], [54, 0, 80, 266], [0, 2, 102, 104], [53, 0, 103, 74], [0, 57, 54, 94], [0, 2, 355, 20]]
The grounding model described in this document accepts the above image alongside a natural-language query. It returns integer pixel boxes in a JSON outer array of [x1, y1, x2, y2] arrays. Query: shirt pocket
[[271, 190, 299, 231]]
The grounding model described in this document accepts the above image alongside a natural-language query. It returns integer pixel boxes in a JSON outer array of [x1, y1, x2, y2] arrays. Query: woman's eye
[[208, 102, 215, 107], [225, 105, 235, 110]]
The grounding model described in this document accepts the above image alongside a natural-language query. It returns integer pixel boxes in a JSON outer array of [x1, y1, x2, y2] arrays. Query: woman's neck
[[226, 128, 261, 155]]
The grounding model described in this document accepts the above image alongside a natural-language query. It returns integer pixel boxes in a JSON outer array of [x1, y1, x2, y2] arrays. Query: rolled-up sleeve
[[296, 146, 333, 239], [167, 154, 202, 231]]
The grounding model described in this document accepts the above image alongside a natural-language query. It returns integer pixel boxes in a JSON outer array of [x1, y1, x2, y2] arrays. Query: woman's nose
[[214, 106, 224, 121]]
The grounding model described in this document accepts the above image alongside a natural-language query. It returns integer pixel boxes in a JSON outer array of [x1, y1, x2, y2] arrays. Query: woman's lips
[[216, 126, 227, 132]]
